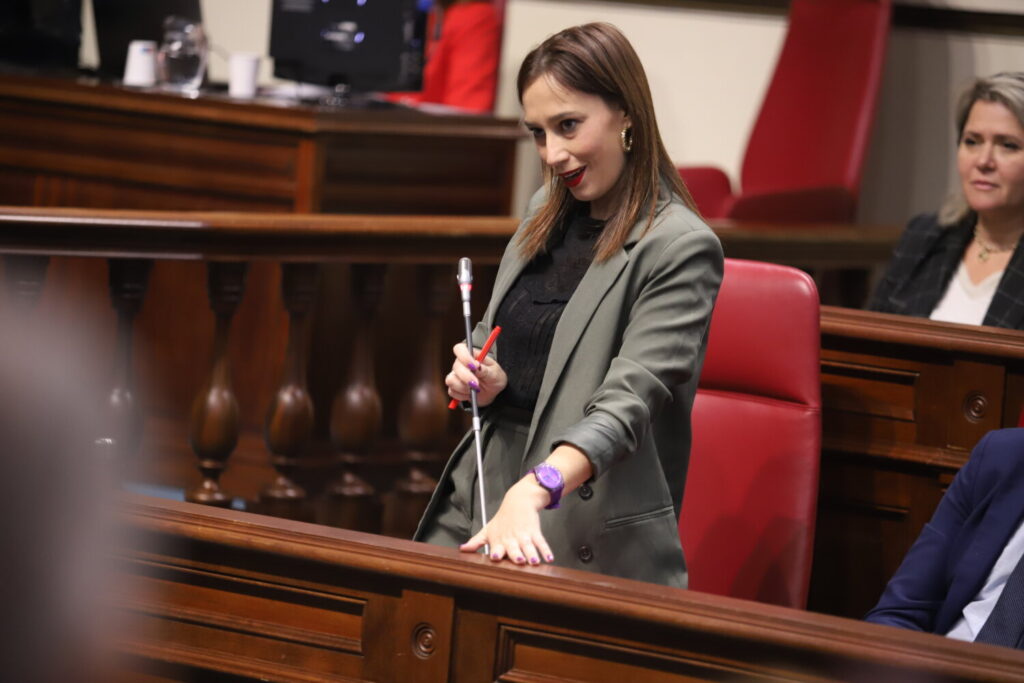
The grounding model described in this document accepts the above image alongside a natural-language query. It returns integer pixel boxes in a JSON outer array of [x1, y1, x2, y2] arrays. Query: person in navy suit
[[866, 428, 1024, 645]]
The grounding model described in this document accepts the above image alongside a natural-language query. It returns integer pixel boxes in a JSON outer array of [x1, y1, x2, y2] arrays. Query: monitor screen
[[0, 0, 82, 69], [269, 0, 426, 92], [92, 0, 201, 80]]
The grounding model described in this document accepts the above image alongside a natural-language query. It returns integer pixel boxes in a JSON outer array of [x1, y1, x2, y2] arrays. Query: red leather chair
[[679, 259, 821, 609], [680, 0, 891, 222]]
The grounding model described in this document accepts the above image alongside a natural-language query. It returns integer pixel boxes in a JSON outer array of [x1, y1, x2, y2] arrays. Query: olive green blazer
[[415, 187, 723, 587]]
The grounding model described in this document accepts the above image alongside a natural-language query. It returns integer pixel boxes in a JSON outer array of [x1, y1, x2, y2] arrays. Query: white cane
[[457, 258, 490, 555]]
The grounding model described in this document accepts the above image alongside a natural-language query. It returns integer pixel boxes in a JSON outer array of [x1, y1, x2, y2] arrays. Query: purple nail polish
[[529, 557, 539, 565], [545, 554, 554, 562], [491, 553, 500, 560], [469, 379, 479, 390], [468, 362, 478, 372]]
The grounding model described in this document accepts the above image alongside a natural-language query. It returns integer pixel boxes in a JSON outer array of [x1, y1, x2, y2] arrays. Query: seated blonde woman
[[869, 72, 1024, 329]]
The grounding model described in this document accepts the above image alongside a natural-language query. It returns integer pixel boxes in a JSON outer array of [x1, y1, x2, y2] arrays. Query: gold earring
[[620, 127, 633, 153]]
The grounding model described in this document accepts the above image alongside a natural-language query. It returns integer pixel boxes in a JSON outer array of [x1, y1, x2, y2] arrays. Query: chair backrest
[[679, 259, 821, 609], [741, 0, 891, 202]]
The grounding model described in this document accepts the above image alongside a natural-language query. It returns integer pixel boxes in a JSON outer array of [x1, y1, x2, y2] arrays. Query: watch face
[[535, 465, 562, 489]]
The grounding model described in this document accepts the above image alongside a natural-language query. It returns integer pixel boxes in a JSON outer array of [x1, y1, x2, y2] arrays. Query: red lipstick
[[561, 168, 585, 188]]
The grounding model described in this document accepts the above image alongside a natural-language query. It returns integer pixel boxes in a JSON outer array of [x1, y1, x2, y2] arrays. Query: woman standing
[[870, 72, 1024, 329], [415, 23, 722, 588]]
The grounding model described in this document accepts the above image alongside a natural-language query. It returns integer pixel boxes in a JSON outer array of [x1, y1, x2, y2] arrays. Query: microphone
[[455, 257, 489, 552], [457, 257, 473, 320]]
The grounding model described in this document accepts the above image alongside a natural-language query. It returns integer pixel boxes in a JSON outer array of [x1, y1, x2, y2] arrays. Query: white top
[[929, 261, 1003, 326], [947, 517, 1024, 642]]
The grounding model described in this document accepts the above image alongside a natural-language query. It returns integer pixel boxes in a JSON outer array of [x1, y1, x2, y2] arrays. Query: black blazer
[[868, 212, 1024, 330]]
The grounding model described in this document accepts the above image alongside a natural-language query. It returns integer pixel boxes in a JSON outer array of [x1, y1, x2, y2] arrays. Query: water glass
[[157, 16, 208, 96]]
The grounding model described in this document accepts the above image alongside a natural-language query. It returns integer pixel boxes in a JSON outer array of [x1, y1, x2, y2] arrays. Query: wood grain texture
[[812, 306, 1024, 618], [112, 494, 1024, 682]]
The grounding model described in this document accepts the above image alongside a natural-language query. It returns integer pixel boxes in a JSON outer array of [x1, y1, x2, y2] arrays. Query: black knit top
[[494, 210, 604, 410]]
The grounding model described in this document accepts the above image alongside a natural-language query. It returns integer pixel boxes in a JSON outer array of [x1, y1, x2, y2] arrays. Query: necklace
[[974, 227, 1020, 262]]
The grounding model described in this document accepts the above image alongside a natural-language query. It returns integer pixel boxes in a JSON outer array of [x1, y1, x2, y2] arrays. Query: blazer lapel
[[484, 247, 528, 330], [903, 223, 972, 316], [984, 242, 1024, 329], [939, 463, 1024, 633], [521, 198, 666, 466], [522, 247, 630, 465]]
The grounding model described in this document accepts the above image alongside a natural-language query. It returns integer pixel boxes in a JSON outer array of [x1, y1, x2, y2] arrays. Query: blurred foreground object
[[0, 308, 118, 682]]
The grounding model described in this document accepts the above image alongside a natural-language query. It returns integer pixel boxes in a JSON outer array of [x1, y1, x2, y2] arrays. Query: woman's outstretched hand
[[458, 445, 594, 566], [445, 342, 507, 407], [459, 476, 555, 565]]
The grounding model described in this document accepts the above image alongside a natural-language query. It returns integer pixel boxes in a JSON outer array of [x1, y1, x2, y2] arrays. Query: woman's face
[[958, 99, 1024, 224], [521, 75, 630, 220]]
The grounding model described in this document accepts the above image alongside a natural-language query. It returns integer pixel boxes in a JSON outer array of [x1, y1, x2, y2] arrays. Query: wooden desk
[[111, 494, 1024, 682], [0, 72, 521, 214], [810, 306, 1024, 618], [0, 74, 522, 448], [710, 219, 900, 270]]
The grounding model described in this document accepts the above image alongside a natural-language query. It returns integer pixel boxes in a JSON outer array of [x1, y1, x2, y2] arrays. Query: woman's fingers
[[452, 343, 480, 372], [534, 534, 555, 563], [446, 343, 479, 401], [448, 342, 507, 407], [459, 528, 487, 552], [459, 528, 554, 566]]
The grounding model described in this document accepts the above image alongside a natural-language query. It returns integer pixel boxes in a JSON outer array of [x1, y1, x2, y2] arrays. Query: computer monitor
[[0, 0, 82, 69], [269, 0, 426, 93], [92, 0, 201, 80]]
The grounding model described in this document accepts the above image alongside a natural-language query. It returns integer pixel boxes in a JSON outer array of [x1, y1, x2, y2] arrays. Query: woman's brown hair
[[516, 22, 697, 262]]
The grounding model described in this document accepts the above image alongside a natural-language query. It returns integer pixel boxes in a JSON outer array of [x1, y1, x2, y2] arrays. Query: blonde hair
[[939, 71, 1024, 226], [515, 23, 697, 261]]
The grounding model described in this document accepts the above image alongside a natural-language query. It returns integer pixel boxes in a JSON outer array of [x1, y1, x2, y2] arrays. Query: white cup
[[123, 40, 157, 87], [228, 53, 261, 99]]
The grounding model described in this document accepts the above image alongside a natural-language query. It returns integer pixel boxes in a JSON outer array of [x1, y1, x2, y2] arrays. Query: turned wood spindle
[[262, 263, 319, 521], [325, 264, 385, 531], [188, 262, 248, 506], [2, 254, 50, 312], [385, 265, 451, 538], [106, 258, 153, 462]]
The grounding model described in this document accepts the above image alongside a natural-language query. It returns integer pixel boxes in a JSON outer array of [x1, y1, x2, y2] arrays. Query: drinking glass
[[157, 16, 208, 96]]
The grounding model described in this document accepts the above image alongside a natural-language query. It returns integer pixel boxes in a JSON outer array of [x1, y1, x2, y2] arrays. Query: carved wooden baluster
[[2, 254, 50, 312], [262, 263, 319, 521], [385, 265, 450, 537], [188, 262, 248, 506], [325, 264, 385, 531], [107, 258, 153, 462]]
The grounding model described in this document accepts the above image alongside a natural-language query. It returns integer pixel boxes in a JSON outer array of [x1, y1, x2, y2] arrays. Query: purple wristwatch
[[531, 463, 564, 509]]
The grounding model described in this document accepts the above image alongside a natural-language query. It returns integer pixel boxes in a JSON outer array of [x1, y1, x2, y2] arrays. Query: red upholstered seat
[[679, 0, 891, 222], [680, 259, 821, 609]]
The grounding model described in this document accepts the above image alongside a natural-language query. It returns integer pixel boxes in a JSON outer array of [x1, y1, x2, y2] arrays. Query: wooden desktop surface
[[112, 493, 1024, 682], [0, 71, 521, 215]]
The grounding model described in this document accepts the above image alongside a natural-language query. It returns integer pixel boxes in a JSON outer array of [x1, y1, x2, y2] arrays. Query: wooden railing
[[0, 208, 519, 538], [110, 493, 1024, 682], [0, 207, 901, 537]]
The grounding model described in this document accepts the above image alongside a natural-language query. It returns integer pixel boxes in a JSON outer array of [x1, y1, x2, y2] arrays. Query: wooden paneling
[[810, 306, 1024, 618], [0, 100, 301, 209], [110, 494, 1024, 682], [0, 73, 521, 436]]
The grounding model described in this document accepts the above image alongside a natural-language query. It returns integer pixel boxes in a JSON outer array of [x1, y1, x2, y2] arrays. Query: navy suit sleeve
[[864, 432, 990, 631]]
